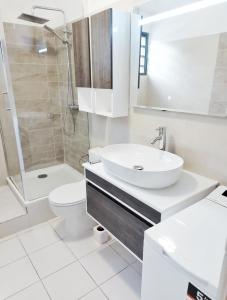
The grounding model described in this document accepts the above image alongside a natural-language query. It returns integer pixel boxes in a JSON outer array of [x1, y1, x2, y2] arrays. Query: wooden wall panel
[[90, 9, 113, 89], [72, 18, 91, 88]]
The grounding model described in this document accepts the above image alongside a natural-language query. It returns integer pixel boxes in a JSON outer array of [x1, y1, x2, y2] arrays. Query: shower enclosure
[[0, 7, 90, 203]]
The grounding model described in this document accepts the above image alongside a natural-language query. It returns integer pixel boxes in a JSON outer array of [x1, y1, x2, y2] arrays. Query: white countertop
[[84, 162, 218, 220]]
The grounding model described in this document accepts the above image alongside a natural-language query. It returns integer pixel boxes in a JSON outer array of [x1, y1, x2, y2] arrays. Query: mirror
[[131, 0, 227, 117]]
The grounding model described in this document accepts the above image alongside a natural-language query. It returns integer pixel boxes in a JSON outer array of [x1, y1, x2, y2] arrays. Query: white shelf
[[78, 88, 94, 113]]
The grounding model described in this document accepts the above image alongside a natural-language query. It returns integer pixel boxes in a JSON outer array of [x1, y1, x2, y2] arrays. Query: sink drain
[[37, 174, 48, 179], [133, 165, 144, 171]]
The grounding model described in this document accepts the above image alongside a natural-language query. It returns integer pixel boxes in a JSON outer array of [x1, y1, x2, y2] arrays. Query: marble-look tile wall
[[3, 22, 90, 174], [56, 23, 90, 174], [209, 33, 227, 114], [3, 22, 64, 171]]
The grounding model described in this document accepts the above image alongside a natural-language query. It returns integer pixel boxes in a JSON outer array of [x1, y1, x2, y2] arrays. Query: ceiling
[[137, 0, 201, 16]]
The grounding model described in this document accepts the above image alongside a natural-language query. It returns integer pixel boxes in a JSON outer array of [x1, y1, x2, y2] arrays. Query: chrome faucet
[[151, 127, 167, 151]]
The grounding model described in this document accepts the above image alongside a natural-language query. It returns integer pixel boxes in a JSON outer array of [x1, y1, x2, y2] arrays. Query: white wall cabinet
[[72, 9, 130, 118]]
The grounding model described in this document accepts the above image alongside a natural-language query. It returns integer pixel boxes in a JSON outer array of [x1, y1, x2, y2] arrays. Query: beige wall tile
[[4, 21, 89, 174]]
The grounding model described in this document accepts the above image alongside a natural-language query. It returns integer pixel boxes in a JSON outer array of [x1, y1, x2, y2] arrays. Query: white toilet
[[48, 180, 95, 237]]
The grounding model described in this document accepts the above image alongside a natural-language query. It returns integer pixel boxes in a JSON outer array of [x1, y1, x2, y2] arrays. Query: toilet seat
[[49, 181, 86, 207]]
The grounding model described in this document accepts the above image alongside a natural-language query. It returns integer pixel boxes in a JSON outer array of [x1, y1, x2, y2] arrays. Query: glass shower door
[[0, 24, 25, 197]]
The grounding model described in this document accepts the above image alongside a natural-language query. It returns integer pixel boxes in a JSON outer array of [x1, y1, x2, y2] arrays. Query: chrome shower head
[[18, 13, 49, 24]]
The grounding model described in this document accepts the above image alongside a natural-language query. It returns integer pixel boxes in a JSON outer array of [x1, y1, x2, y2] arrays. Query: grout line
[[54, 231, 100, 292], [40, 259, 78, 281], [77, 244, 129, 288], [77, 261, 99, 292], [0, 254, 27, 270], [3, 281, 41, 300], [16, 227, 78, 283], [99, 287, 110, 300], [0, 219, 140, 300], [77, 287, 109, 300], [26, 239, 62, 256], [109, 242, 137, 266], [1, 237, 41, 300], [104, 240, 143, 275], [18, 238, 52, 300], [65, 238, 106, 260], [60, 234, 132, 293], [98, 264, 129, 287], [98, 287, 110, 300], [17, 237, 62, 256], [49, 219, 107, 260], [76, 286, 99, 300]]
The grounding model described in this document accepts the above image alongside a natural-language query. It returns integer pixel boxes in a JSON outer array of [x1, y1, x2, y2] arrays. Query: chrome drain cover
[[37, 174, 48, 179], [133, 165, 144, 171]]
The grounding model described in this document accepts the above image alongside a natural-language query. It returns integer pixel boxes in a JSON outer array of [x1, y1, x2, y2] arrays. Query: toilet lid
[[49, 181, 86, 206]]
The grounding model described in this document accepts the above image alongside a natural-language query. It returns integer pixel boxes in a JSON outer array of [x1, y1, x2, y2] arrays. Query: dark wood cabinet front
[[72, 18, 91, 88], [86, 182, 152, 260], [90, 8, 113, 89]]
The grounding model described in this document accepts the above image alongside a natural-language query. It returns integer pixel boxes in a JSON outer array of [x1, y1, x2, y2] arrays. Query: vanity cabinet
[[72, 9, 130, 117], [87, 182, 151, 259], [85, 169, 157, 260], [84, 162, 218, 261]]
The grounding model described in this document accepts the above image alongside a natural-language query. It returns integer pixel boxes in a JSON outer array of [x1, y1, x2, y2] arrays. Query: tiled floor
[[0, 218, 142, 300], [0, 186, 26, 223]]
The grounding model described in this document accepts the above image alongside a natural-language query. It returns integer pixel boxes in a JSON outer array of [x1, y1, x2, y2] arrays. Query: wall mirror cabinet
[[72, 9, 130, 118], [131, 0, 227, 117]]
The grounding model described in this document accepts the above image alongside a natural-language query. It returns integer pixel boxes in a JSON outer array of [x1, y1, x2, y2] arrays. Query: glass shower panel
[[1, 19, 90, 202], [0, 39, 24, 196], [3, 23, 64, 172]]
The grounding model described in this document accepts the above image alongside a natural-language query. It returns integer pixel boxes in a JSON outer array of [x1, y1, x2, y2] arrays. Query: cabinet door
[[72, 18, 91, 88], [90, 9, 113, 89], [87, 182, 152, 260]]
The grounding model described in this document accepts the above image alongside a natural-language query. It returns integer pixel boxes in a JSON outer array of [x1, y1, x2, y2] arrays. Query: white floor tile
[[0, 257, 39, 299], [80, 288, 107, 300], [101, 266, 141, 300], [0, 237, 26, 267], [80, 245, 128, 285], [18, 223, 60, 253], [110, 241, 137, 264], [29, 241, 76, 278], [49, 217, 67, 239], [0, 186, 25, 223], [6, 282, 50, 300], [43, 261, 96, 300], [64, 230, 102, 259]]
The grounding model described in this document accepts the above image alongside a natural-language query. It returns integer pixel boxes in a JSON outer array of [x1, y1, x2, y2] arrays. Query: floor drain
[[133, 165, 144, 171], [37, 174, 48, 179]]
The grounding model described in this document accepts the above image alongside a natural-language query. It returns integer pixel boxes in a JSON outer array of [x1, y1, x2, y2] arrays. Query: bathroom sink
[[100, 144, 184, 189]]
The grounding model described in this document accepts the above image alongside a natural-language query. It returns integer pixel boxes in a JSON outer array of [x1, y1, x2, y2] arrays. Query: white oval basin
[[100, 144, 184, 189]]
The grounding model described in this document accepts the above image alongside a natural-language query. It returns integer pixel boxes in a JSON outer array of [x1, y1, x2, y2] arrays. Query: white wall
[[0, 0, 85, 27], [87, 0, 227, 186], [1, 0, 227, 185]]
